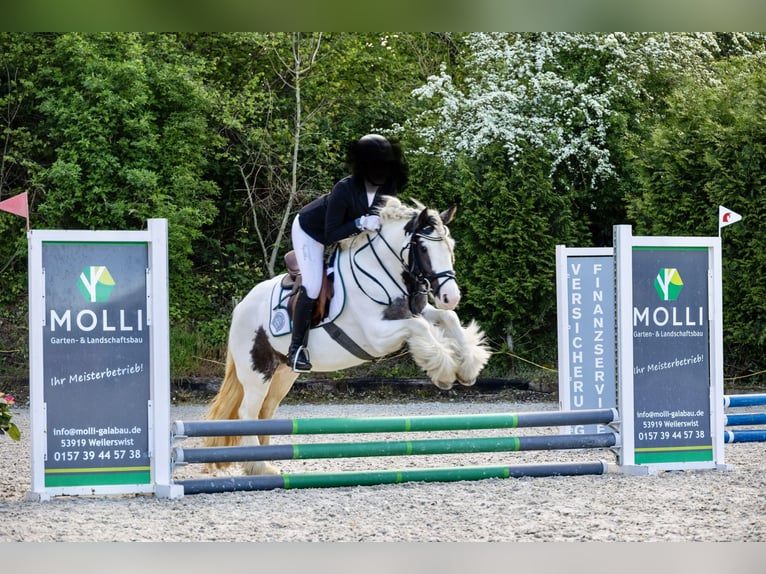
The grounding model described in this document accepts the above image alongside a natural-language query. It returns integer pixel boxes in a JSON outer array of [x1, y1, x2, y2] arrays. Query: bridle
[[350, 213, 458, 313], [404, 223, 458, 308]]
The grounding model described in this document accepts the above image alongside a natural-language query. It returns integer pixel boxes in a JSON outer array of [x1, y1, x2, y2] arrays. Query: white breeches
[[291, 215, 325, 299]]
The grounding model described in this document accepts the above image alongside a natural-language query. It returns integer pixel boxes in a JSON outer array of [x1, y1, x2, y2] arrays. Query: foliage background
[[2, 32, 766, 386]]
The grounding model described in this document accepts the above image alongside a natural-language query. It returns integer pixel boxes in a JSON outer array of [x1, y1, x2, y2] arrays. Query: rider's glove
[[356, 215, 381, 231]]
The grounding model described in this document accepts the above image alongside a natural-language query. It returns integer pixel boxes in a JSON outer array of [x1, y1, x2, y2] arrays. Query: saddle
[[282, 250, 334, 327]]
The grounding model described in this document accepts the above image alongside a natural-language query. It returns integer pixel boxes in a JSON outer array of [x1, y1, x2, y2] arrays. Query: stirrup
[[290, 346, 312, 372]]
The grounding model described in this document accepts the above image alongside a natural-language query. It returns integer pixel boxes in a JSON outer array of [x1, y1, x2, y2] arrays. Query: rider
[[287, 133, 409, 372]]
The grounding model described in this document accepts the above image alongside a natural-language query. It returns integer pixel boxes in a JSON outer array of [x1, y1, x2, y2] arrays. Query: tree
[[236, 33, 325, 278], [0, 33, 51, 303], [400, 33, 766, 371], [0, 33, 56, 378], [410, 34, 756, 174], [34, 33, 220, 320], [627, 55, 766, 377], [438, 143, 589, 367], [407, 34, 765, 243], [201, 33, 454, 284]]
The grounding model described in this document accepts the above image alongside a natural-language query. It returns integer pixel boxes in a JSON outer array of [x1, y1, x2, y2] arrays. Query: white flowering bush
[[407, 33, 760, 185]]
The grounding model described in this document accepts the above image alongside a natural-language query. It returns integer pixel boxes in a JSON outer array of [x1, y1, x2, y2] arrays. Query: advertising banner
[[28, 220, 181, 499], [631, 247, 713, 464], [556, 247, 616, 434], [42, 242, 151, 486], [614, 225, 726, 473]]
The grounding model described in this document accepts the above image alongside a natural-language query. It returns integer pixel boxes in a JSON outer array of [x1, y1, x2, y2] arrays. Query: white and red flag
[[0, 191, 29, 231], [719, 205, 742, 230]]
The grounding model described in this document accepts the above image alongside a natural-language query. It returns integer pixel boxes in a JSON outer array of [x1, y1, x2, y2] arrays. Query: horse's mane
[[336, 196, 439, 251], [376, 195, 423, 222]]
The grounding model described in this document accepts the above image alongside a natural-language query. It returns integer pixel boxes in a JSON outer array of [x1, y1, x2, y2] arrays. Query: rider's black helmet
[[349, 133, 408, 190]]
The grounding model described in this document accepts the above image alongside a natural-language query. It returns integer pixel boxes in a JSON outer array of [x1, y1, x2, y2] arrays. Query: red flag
[[0, 192, 30, 231]]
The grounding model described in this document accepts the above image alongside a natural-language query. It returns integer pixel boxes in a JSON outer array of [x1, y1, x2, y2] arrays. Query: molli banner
[[42, 241, 151, 487], [631, 247, 713, 464]]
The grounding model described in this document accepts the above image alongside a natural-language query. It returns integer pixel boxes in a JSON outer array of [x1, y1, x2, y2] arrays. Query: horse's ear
[[440, 205, 457, 225]]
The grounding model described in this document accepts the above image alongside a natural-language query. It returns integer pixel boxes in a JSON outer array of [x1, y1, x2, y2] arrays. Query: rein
[[349, 216, 456, 314]]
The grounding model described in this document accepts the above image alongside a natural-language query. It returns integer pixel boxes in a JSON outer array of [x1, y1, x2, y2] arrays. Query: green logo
[[78, 266, 115, 303], [654, 268, 683, 301]]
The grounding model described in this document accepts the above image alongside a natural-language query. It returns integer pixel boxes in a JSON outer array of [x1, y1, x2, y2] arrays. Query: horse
[[204, 196, 491, 475]]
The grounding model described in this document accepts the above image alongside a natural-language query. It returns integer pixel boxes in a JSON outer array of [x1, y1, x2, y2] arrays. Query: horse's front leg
[[369, 315, 459, 389], [421, 306, 491, 386]]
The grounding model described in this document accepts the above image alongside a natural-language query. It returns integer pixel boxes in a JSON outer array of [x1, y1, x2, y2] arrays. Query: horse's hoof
[[456, 376, 477, 387], [432, 379, 455, 390], [242, 461, 281, 475]]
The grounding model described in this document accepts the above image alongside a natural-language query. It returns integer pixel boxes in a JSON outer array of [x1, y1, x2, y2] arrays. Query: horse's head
[[344, 196, 462, 313], [401, 202, 461, 311]]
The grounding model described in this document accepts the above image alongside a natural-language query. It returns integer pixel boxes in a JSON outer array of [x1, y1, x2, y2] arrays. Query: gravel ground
[[2, 399, 766, 543]]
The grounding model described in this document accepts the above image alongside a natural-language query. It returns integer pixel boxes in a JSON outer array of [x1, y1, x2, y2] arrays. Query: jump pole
[[172, 408, 618, 438], [724, 430, 766, 443], [722, 394, 766, 443], [723, 394, 766, 408], [172, 433, 617, 465], [177, 461, 610, 494], [724, 413, 766, 427], [171, 409, 618, 494]]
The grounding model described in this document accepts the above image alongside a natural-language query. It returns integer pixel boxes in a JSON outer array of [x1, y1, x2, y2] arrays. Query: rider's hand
[[357, 215, 381, 231]]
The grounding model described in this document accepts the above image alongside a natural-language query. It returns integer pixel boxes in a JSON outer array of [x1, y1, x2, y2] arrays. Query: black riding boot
[[288, 286, 316, 372]]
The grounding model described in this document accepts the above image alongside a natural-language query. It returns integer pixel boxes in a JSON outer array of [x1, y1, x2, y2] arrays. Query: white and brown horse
[[205, 196, 490, 474]]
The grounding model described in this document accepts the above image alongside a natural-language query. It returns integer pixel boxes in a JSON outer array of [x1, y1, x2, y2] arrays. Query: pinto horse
[[205, 196, 491, 475]]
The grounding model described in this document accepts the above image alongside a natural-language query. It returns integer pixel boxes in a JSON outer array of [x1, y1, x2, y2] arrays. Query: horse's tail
[[202, 349, 243, 468]]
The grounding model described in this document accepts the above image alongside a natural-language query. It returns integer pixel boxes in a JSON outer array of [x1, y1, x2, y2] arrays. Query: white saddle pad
[[268, 265, 345, 337]]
